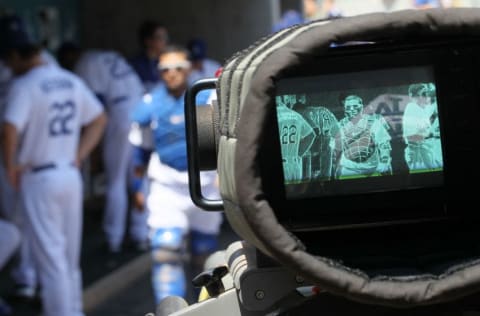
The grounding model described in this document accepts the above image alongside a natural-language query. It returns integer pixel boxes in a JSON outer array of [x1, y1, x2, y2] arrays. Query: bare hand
[[7, 165, 23, 191], [133, 191, 145, 211]]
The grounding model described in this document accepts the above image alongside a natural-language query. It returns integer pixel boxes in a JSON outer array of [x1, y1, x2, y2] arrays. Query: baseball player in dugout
[[57, 42, 148, 254], [0, 15, 107, 316], [1, 14, 64, 304], [129, 20, 169, 93], [129, 44, 223, 304]]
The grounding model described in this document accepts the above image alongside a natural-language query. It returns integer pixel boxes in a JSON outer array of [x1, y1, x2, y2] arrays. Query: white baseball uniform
[[74, 50, 146, 250], [1, 53, 58, 218], [3, 63, 104, 316], [146, 153, 223, 234], [1, 51, 58, 293], [0, 219, 20, 269], [130, 86, 223, 235]]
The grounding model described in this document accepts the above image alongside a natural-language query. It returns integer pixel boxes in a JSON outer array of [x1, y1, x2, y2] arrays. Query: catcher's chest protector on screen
[[215, 8, 480, 307]]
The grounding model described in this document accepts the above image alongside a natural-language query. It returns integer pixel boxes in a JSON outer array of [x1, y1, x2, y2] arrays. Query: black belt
[[31, 163, 74, 173], [31, 163, 56, 173]]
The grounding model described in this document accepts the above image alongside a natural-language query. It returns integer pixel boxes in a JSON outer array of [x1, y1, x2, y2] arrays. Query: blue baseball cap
[[187, 38, 207, 61], [0, 14, 32, 57]]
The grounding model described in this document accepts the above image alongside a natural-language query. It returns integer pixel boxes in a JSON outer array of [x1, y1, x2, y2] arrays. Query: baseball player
[[337, 95, 392, 178], [294, 101, 340, 181], [129, 20, 169, 92], [129, 44, 223, 303], [57, 43, 148, 252], [403, 83, 443, 171], [0, 13, 61, 302], [276, 94, 316, 183], [1, 28, 106, 316]]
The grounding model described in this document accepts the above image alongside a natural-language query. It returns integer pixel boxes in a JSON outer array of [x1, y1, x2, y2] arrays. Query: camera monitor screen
[[275, 66, 444, 200]]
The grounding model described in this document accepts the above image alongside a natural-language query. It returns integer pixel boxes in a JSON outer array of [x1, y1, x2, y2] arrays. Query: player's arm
[[298, 119, 315, 157], [129, 117, 155, 178], [427, 104, 440, 138], [2, 81, 31, 189], [129, 110, 153, 196], [299, 132, 315, 157], [77, 113, 107, 166], [131, 144, 151, 179], [129, 99, 155, 210], [1, 122, 21, 189], [402, 104, 427, 143], [129, 144, 151, 211], [128, 105, 154, 195], [374, 115, 392, 146], [373, 117, 393, 174]]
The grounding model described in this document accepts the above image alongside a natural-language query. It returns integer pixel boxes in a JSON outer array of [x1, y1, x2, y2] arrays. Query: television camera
[[158, 7, 480, 316]]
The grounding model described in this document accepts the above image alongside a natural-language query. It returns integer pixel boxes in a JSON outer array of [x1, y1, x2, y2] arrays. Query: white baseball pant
[[21, 165, 84, 316], [0, 219, 20, 269]]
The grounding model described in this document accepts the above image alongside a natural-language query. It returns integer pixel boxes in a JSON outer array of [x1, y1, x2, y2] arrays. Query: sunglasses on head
[[158, 61, 191, 73]]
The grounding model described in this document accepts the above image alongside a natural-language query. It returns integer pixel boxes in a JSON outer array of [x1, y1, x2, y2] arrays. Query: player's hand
[[7, 165, 22, 191], [377, 162, 391, 175], [133, 191, 145, 211]]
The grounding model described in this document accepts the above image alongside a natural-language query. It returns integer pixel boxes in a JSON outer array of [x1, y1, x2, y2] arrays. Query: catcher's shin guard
[[150, 227, 187, 303]]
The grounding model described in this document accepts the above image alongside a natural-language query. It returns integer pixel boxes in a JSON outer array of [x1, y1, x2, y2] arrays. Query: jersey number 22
[[49, 101, 76, 136]]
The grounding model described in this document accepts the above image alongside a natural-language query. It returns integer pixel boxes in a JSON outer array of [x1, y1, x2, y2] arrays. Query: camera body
[[181, 8, 480, 314]]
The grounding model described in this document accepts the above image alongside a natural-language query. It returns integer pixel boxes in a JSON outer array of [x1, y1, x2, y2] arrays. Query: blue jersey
[[131, 86, 211, 171], [132, 85, 186, 170], [132, 85, 210, 171]]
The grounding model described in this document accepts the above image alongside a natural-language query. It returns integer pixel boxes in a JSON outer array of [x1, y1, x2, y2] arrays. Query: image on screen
[[275, 66, 444, 199]]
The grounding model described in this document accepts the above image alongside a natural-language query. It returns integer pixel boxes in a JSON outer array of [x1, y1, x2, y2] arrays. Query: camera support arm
[[164, 241, 318, 316]]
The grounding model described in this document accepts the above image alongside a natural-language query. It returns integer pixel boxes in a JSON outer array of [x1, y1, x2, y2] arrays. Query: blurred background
[[1, 0, 480, 315], [1, 0, 479, 81]]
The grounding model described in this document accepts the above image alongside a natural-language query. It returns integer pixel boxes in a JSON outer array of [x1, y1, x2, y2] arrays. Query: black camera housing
[[186, 9, 480, 307], [261, 37, 480, 233]]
